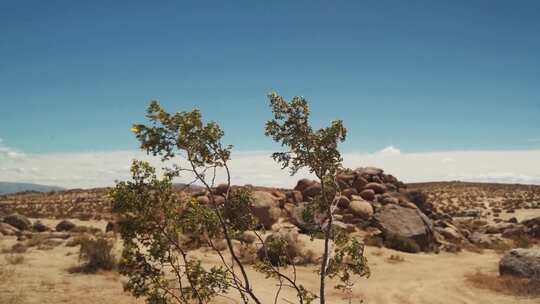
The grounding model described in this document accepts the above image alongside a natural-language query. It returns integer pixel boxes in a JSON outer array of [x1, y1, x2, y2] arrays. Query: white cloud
[[377, 146, 401, 156], [0, 145, 539, 188], [0, 140, 26, 160]]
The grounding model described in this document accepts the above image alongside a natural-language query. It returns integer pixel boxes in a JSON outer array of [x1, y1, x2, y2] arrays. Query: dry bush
[[70, 236, 116, 273], [25, 235, 47, 248], [465, 270, 540, 297], [8, 243, 27, 254], [37, 239, 64, 250], [5, 254, 25, 265], [386, 254, 405, 263], [510, 234, 532, 249]]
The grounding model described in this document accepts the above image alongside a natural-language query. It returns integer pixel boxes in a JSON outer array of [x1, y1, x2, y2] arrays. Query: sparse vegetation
[[465, 270, 540, 297], [70, 236, 116, 273], [5, 254, 25, 265], [386, 254, 405, 263]]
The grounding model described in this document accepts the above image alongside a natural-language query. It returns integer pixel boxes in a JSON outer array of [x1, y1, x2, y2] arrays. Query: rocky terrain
[[1, 167, 539, 304]]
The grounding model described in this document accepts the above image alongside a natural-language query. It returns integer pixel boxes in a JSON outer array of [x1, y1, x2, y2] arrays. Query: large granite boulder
[[499, 249, 540, 279], [250, 191, 281, 229], [349, 199, 374, 220], [373, 204, 436, 251]]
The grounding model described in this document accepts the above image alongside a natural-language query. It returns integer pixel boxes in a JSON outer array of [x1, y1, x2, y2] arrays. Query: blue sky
[[0, 1, 539, 187]]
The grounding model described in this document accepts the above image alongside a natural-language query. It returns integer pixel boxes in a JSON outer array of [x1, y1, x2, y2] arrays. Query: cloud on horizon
[[1, 143, 540, 189]]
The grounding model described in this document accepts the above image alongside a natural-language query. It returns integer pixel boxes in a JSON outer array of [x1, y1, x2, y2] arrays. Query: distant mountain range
[[0, 182, 65, 195]]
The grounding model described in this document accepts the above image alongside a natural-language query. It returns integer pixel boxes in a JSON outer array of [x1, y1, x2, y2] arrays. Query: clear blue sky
[[1, 0, 539, 154]]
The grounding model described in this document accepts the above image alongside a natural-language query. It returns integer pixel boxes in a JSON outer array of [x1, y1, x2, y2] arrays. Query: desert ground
[[1, 169, 539, 304]]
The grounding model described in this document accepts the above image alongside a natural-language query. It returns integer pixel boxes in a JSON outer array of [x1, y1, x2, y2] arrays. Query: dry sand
[[2, 228, 538, 304]]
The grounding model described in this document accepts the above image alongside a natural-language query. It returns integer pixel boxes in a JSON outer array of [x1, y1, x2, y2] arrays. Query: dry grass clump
[[1, 261, 26, 304], [69, 236, 116, 273], [465, 270, 540, 297], [386, 254, 405, 263], [1, 243, 28, 254], [65, 235, 90, 247], [5, 254, 25, 265]]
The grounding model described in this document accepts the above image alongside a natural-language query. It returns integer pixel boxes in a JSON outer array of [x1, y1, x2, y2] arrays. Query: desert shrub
[[465, 270, 540, 297], [5, 254, 25, 265], [510, 234, 532, 249], [9, 243, 28, 254], [383, 233, 421, 253], [37, 239, 64, 250], [72, 236, 116, 273], [386, 254, 405, 263], [25, 235, 47, 248]]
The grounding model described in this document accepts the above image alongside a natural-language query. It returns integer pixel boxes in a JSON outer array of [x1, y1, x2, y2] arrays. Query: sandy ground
[[1, 222, 538, 304]]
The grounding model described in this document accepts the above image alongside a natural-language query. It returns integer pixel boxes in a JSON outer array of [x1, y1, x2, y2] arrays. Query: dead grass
[[5, 254, 25, 265], [386, 254, 405, 263], [0, 265, 26, 304], [465, 270, 540, 297]]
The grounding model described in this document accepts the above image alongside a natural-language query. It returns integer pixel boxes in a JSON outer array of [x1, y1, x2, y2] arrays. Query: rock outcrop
[[373, 204, 436, 251], [499, 249, 540, 279]]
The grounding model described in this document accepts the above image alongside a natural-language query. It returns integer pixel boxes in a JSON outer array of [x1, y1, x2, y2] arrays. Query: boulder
[[341, 188, 358, 199], [363, 183, 387, 194], [0, 222, 19, 236], [484, 222, 518, 234], [196, 195, 210, 205], [378, 193, 399, 205], [302, 183, 322, 199], [214, 183, 229, 195], [294, 179, 316, 193], [336, 196, 351, 209], [349, 199, 374, 220], [373, 204, 436, 251], [287, 190, 303, 204], [435, 226, 464, 243], [250, 191, 281, 229], [468, 232, 506, 248], [288, 203, 319, 233], [3, 214, 31, 231], [356, 167, 383, 177], [56, 220, 76, 232], [359, 189, 375, 201], [352, 177, 368, 192], [499, 249, 540, 279], [257, 227, 313, 266], [522, 216, 540, 238]]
